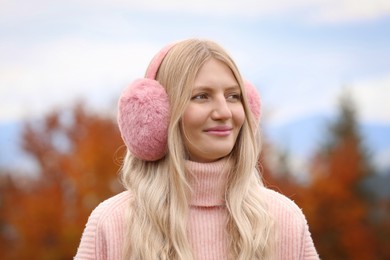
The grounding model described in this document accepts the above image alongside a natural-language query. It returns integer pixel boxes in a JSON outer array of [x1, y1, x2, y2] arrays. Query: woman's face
[[181, 58, 245, 162]]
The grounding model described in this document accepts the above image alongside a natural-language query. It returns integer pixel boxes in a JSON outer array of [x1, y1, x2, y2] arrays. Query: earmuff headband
[[118, 41, 261, 161]]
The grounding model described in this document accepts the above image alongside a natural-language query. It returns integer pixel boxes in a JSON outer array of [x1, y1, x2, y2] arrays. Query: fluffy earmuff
[[118, 78, 170, 161], [244, 80, 261, 124], [118, 42, 261, 161]]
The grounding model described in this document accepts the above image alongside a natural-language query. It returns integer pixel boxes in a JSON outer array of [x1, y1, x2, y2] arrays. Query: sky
[[1, 0, 390, 127]]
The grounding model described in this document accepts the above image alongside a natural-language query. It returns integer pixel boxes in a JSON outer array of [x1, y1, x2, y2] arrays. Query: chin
[[206, 149, 234, 161]]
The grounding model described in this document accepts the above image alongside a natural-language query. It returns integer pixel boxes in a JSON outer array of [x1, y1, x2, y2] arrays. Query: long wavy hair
[[121, 39, 275, 259]]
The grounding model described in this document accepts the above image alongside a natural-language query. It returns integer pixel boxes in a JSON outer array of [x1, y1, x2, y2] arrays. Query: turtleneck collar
[[185, 158, 231, 207]]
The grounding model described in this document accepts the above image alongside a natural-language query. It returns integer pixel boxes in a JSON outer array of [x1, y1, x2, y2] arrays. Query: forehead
[[193, 58, 238, 88]]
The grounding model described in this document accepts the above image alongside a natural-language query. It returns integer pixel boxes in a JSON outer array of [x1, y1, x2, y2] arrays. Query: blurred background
[[0, 0, 389, 259]]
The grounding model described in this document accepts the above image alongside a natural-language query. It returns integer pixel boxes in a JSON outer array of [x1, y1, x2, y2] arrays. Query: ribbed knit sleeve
[[260, 188, 319, 260], [75, 191, 130, 260], [302, 220, 318, 259]]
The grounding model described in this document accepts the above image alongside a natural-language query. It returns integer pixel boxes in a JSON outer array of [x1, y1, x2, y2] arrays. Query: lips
[[204, 125, 233, 136]]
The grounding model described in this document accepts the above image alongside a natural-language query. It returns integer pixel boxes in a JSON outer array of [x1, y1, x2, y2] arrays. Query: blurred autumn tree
[[304, 92, 379, 259], [0, 103, 125, 259], [261, 91, 388, 259]]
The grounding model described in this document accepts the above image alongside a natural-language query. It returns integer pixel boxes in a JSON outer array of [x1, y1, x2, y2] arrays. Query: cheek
[[234, 106, 246, 128], [182, 106, 202, 133]]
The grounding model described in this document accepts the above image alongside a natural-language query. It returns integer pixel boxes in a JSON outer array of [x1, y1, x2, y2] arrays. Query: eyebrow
[[192, 85, 241, 92]]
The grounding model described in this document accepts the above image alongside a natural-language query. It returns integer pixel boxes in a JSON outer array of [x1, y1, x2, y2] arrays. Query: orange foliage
[[260, 92, 388, 259], [261, 138, 383, 259], [0, 104, 125, 259], [305, 137, 378, 259]]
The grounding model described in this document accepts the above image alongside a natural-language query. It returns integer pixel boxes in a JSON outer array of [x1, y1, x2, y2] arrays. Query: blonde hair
[[121, 39, 274, 259]]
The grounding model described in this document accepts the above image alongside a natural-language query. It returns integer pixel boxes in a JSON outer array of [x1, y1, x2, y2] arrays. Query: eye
[[191, 93, 208, 100], [226, 93, 242, 102]]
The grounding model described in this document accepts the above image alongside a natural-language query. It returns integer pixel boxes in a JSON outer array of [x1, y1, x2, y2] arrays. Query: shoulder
[[75, 191, 132, 259], [90, 191, 132, 224], [258, 187, 308, 240], [259, 186, 305, 220], [259, 187, 319, 259]]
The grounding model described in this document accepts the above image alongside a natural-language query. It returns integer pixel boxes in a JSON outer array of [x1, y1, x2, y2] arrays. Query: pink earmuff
[[118, 42, 261, 161]]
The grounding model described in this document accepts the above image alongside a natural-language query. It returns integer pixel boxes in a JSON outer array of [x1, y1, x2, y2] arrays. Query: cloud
[[1, 0, 390, 24], [263, 74, 390, 126], [349, 75, 390, 124], [0, 38, 161, 121], [83, 0, 390, 23], [310, 0, 390, 24], [133, 0, 390, 24]]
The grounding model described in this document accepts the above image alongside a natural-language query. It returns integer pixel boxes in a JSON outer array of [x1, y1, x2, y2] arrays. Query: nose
[[211, 96, 232, 120]]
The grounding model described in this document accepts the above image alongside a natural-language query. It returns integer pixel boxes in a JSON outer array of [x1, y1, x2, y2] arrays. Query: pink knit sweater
[[75, 159, 319, 259]]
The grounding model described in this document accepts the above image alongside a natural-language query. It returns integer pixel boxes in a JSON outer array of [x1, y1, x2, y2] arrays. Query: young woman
[[75, 39, 319, 259]]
